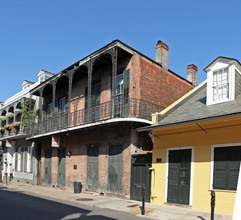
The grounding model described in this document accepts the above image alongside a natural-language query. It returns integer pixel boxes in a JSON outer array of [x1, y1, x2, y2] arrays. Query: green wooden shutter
[[228, 147, 241, 190], [214, 147, 241, 190], [213, 147, 228, 190], [122, 69, 130, 117]]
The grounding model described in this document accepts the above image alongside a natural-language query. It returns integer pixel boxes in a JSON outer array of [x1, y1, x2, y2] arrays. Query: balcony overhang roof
[[30, 40, 134, 95]]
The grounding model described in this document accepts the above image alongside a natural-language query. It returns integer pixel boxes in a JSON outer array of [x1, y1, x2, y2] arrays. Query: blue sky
[[0, 0, 240, 102]]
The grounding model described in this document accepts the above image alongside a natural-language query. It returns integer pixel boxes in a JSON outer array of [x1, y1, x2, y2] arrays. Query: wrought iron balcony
[[29, 98, 162, 136], [0, 124, 27, 140]]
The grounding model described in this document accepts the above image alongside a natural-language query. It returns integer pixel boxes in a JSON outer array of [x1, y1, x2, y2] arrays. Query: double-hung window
[[213, 68, 229, 101], [115, 74, 123, 116], [213, 146, 241, 190], [59, 97, 66, 114]]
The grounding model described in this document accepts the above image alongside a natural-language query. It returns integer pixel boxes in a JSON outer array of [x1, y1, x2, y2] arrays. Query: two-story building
[[0, 70, 54, 184], [138, 56, 241, 215], [27, 40, 194, 200]]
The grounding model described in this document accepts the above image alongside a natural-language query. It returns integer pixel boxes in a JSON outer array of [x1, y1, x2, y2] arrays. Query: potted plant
[[13, 122, 21, 132], [0, 127, 5, 134], [4, 124, 11, 131], [0, 116, 6, 121], [14, 108, 22, 115], [6, 112, 14, 120]]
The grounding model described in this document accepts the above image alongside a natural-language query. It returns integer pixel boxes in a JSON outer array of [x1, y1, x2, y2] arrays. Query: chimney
[[156, 41, 169, 70], [187, 64, 198, 87]]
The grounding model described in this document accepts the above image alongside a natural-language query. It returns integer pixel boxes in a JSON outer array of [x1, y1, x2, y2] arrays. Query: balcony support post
[[38, 88, 43, 123], [28, 95, 32, 134], [67, 70, 74, 127], [52, 80, 57, 130], [111, 47, 118, 118], [87, 59, 95, 123]]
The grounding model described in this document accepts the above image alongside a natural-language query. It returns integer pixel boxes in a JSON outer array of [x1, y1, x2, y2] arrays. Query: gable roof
[[138, 76, 241, 131], [204, 56, 241, 72]]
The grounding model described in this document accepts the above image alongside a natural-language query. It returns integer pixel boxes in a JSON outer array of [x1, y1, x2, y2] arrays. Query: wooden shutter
[[213, 147, 228, 190], [122, 69, 130, 117], [228, 147, 241, 190], [214, 147, 241, 190]]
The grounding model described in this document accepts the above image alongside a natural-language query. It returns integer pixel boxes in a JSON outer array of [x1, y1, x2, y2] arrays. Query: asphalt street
[[0, 186, 150, 220]]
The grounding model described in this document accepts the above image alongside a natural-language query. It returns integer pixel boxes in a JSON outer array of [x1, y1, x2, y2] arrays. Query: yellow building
[[138, 57, 241, 215]]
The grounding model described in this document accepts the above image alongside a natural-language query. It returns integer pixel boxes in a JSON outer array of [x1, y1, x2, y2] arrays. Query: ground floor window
[[15, 146, 33, 173], [213, 146, 241, 190]]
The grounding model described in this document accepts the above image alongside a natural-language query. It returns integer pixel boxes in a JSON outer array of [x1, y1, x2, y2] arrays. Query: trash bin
[[73, 181, 82, 193]]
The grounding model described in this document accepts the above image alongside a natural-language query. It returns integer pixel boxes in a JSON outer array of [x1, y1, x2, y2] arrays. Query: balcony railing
[[29, 98, 162, 136], [0, 124, 27, 139]]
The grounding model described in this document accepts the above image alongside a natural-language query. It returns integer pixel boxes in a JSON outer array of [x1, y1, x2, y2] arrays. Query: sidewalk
[[0, 181, 232, 220]]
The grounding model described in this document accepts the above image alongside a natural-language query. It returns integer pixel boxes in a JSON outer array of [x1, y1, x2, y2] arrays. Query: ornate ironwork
[[28, 98, 162, 136]]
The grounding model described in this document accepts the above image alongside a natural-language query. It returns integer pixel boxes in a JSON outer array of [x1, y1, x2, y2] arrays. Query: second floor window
[[59, 97, 66, 114], [47, 103, 53, 117], [213, 68, 229, 101], [116, 74, 123, 96]]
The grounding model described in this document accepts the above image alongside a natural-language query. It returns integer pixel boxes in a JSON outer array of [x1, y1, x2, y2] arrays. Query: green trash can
[[73, 182, 82, 193]]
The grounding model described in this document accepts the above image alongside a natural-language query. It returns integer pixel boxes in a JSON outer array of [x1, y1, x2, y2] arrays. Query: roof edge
[[137, 111, 241, 132], [204, 56, 241, 72], [155, 80, 207, 123]]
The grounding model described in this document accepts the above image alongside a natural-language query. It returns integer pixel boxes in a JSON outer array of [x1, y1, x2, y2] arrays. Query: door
[[57, 147, 66, 187], [130, 154, 152, 202], [108, 145, 122, 194], [167, 149, 191, 205], [36, 142, 41, 185], [87, 145, 99, 191], [44, 149, 52, 185]]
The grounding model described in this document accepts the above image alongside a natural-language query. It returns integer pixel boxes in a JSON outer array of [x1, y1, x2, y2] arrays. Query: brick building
[[27, 40, 194, 200]]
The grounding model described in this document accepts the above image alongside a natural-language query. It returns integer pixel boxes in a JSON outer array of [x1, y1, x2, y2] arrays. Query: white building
[[0, 70, 54, 184]]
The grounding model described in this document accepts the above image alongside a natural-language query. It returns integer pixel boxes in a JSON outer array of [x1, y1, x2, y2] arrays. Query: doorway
[[167, 149, 192, 205]]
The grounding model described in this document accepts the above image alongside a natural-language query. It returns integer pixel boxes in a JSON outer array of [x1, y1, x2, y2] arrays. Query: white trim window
[[213, 68, 229, 101]]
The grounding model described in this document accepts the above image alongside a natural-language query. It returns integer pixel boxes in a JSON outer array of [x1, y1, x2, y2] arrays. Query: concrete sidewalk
[[0, 181, 232, 220]]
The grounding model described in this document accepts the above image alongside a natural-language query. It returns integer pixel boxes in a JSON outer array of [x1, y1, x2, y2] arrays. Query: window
[[213, 146, 241, 190], [59, 97, 66, 114], [213, 68, 229, 101], [115, 74, 124, 116], [47, 103, 53, 117], [116, 74, 123, 96]]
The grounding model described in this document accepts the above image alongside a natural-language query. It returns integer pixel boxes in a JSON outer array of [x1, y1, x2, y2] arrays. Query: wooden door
[[44, 149, 52, 185], [130, 154, 152, 202], [57, 147, 66, 187], [167, 149, 191, 205], [87, 145, 99, 191], [108, 145, 122, 194]]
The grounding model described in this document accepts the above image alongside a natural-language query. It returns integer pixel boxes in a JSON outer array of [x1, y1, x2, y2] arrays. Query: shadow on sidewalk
[[0, 188, 117, 220]]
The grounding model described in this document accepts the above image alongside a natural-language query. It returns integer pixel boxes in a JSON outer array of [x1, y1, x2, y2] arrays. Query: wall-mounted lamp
[[67, 151, 72, 158]]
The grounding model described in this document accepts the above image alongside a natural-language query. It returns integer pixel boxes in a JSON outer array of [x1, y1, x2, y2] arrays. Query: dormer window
[[205, 57, 241, 106], [213, 68, 229, 101]]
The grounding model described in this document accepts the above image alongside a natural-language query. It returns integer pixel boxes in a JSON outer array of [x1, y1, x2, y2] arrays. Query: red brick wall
[[129, 52, 193, 109], [39, 124, 142, 198]]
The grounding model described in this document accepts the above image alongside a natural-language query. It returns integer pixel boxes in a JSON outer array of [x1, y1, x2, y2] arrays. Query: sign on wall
[[51, 136, 60, 147], [6, 140, 12, 148]]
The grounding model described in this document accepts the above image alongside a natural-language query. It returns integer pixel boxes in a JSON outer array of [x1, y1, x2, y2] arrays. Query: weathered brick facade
[[31, 40, 194, 199]]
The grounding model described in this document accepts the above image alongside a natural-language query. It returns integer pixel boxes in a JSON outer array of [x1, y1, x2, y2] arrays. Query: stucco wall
[[152, 118, 241, 214]]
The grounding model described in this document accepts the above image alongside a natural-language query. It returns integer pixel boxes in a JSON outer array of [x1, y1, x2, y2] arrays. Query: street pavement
[[0, 181, 232, 220]]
